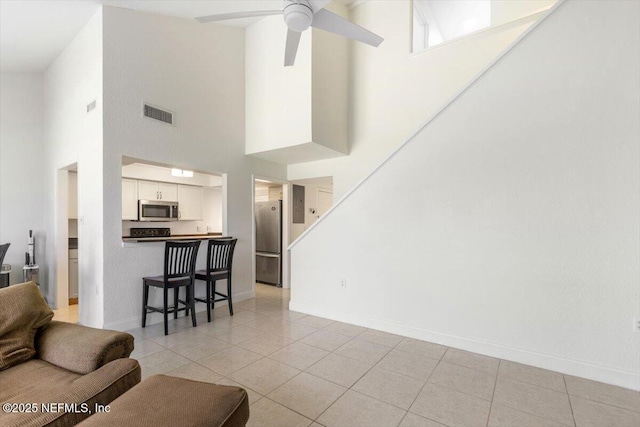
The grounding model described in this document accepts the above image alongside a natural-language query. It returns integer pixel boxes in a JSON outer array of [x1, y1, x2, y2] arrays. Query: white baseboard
[[289, 300, 640, 391], [104, 290, 256, 331]]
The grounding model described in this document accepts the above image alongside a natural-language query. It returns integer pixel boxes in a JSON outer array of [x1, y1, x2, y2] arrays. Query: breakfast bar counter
[[122, 233, 227, 243]]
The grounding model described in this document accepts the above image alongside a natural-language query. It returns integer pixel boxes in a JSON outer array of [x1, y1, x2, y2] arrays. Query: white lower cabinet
[[178, 185, 203, 221], [122, 179, 138, 220]]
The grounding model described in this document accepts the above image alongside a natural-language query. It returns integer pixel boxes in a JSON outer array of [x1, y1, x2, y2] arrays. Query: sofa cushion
[[36, 321, 135, 375], [0, 358, 141, 427], [0, 282, 53, 370]]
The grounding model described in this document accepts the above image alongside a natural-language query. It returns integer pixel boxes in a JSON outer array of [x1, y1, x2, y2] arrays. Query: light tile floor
[[119, 284, 639, 427]]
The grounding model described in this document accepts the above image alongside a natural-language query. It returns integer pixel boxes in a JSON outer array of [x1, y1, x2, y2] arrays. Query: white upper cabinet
[[137, 180, 158, 201], [122, 178, 204, 221], [137, 181, 177, 201], [158, 183, 178, 202], [178, 185, 203, 221], [122, 179, 138, 220]]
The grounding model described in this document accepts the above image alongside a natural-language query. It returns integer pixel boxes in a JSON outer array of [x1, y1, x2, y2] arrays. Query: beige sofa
[[0, 283, 140, 427]]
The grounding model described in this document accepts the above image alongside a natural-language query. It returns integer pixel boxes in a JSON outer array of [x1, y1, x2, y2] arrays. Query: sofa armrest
[[35, 321, 135, 374]]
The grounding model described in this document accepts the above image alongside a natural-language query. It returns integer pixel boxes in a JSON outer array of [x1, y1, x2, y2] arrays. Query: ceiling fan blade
[[311, 9, 383, 47], [195, 10, 282, 24], [284, 29, 302, 66], [308, 0, 331, 13]]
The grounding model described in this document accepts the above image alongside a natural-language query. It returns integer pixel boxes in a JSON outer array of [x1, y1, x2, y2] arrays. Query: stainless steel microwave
[[138, 200, 179, 221]]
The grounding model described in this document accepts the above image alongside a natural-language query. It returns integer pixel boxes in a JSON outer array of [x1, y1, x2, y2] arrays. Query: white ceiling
[[0, 0, 281, 72], [0, 0, 358, 73], [1, 0, 101, 72]]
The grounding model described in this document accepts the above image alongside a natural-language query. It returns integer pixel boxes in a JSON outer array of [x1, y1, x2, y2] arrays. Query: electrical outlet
[[634, 317, 640, 333], [340, 279, 347, 289], [197, 225, 203, 233]]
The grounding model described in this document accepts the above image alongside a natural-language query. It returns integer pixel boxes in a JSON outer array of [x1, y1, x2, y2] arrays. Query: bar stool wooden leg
[[173, 288, 179, 319], [227, 277, 233, 316], [142, 281, 149, 327], [211, 280, 217, 316], [205, 278, 212, 322], [189, 284, 197, 327], [163, 287, 169, 336]]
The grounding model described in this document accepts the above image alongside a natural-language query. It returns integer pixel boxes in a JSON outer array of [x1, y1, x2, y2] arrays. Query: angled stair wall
[[289, 0, 640, 390]]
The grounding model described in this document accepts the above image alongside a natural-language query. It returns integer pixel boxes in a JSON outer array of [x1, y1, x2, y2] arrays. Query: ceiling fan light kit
[[284, 0, 314, 32], [195, 0, 384, 67]]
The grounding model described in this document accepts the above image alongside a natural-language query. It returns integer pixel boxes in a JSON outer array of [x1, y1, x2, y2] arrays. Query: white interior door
[[317, 190, 333, 218]]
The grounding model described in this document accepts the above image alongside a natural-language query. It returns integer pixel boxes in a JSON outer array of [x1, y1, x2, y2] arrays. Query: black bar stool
[[142, 240, 200, 335], [0, 243, 9, 288], [0, 243, 9, 266], [194, 238, 237, 322]]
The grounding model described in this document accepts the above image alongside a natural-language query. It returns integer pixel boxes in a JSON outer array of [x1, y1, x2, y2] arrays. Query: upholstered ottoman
[[77, 374, 250, 427]]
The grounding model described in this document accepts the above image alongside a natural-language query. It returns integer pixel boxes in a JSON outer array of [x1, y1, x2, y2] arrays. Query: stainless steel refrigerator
[[255, 200, 282, 286]]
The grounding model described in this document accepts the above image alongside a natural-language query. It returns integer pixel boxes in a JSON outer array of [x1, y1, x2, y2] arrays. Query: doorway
[[254, 179, 284, 288], [289, 176, 334, 242], [68, 170, 79, 309], [253, 177, 291, 290], [317, 189, 333, 219], [54, 165, 79, 324]]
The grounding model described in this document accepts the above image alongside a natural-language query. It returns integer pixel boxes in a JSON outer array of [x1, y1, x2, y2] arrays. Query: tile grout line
[[436, 352, 500, 377], [397, 344, 448, 426], [485, 359, 501, 427], [563, 375, 577, 427], [491, 383, 577, 427], [310, 329, 408, 423], [253, 395, 315, 424], [495, 374, 570, 394], [562, 384, 640, 415]]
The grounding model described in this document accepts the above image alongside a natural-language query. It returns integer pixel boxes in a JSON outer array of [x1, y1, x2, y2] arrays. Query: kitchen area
[[58, 160, 224, 322], [254, 177, 333, 288], [121, 160, 223, 243]]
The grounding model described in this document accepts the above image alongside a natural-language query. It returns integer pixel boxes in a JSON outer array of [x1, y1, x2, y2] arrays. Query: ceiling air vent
[[143, 103, 174, 125]]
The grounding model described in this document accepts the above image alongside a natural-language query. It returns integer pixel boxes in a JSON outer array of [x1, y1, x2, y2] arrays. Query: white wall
[[290, 0, 640, 390], [245, 15, 312, 154], [0, 73, 45, 285], [43, 9, 103, 325], [203, 187, 223, 234], [245, 1, 349, 160], [122, 163, 222, 187], [288, 0, 543, 198], [492, 0, 556, 25], [290, 183, 333, 243], [311, 1, 349, 154], [101, 6, 286, 330]]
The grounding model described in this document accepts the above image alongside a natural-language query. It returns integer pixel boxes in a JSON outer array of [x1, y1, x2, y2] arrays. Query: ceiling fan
[[195, 0, 383, 66]]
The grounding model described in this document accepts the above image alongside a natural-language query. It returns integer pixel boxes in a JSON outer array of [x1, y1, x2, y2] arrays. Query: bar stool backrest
[[164, 241, 200, 280], [206, 239, 237, 274], [0, 243, 10, 266]]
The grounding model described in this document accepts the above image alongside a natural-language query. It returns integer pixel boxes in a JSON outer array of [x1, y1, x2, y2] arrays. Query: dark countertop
[[122, 233, 226, 243]]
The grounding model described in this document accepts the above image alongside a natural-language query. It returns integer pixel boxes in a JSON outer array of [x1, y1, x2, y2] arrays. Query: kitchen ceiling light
[[171, 168, 193, 178]]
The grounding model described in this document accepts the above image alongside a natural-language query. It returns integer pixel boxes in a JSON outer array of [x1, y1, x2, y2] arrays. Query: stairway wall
[[288, 0, 548, 198], [290, 0, 640, 390]]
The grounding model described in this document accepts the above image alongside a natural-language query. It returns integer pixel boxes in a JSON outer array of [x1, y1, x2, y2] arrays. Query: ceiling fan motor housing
[[283, 0, 314, 32]]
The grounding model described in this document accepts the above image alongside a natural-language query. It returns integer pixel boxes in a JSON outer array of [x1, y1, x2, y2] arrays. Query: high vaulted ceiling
[[0, 0, 359, 73]]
